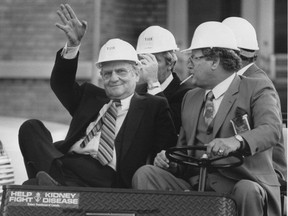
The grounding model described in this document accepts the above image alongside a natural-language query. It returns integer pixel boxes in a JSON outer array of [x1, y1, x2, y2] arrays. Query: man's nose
[[187, 61, 194, 70], [110, 71, 119, 81]]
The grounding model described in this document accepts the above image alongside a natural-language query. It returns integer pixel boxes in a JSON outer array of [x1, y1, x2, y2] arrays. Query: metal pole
[[91, 0, 103, 88]]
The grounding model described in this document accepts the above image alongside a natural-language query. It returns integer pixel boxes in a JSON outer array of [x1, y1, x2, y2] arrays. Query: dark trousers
[[18, 119, 116, 187]]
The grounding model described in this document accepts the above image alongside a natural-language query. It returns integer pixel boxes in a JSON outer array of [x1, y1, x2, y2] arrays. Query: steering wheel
[[165, 146, 244, 191], [166, 146, 244, 168]]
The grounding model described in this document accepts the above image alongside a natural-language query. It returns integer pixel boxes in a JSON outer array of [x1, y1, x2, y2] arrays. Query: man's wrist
[[67, 40, 81, 48], [234, 135, 245, 150], [147, 81, 161, 95], [147, 81, 161, 90], [61, 42, 80, 59]]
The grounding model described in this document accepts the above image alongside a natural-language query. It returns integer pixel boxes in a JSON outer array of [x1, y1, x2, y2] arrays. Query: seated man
[[18, 4, 177, 188], [135, 26, 194, 133], [222, 16, 286, 179], [132, 22, 282, 216]]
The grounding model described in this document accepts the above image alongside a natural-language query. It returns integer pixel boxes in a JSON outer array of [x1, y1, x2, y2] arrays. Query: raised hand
[[138, 53, 159, 85], [55, 4, 87, 47]]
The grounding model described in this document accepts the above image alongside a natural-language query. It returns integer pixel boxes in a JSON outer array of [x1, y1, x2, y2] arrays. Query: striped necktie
[[203, 91, 215, 126], [80, 100, 121, 166], [97, 100, 120, 165]]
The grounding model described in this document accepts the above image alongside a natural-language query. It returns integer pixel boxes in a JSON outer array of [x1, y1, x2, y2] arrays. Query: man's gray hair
[[162, 50, 178, 71]]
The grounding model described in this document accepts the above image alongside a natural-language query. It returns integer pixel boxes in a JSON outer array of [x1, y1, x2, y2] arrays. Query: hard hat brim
[[180, 46, 239, 53], [137, 48, 179, 55], [180, 48, 193, 53], [96, 59, 141, 69]]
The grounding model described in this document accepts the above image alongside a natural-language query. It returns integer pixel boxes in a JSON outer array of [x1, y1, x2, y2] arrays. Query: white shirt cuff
[[61, 43, 80, 59], [147, 81, 162, 95]]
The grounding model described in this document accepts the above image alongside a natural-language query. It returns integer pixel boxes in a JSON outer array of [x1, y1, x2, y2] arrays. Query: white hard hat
[[181, 21, 239, 52], [96, 38, 140, 68], [136, 25, 179, 54], [222, 17, 259, 52]]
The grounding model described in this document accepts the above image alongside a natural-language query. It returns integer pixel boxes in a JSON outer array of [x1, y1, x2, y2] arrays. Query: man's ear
[[134, 66, 140, 82], [135, 73, 140, 82], [211, 57, 220, 71]]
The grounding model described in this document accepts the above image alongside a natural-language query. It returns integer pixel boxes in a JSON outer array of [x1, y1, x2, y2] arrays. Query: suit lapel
[[117, 93, 145, 160], [213, 76, 241, 137], [192, 90, 205, 141], [177, 89, 203, 159], [65, 101, 108, 144]]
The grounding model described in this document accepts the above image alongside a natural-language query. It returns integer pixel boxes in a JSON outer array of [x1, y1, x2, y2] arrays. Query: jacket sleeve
[[50, 49, 84, 116], [152, 97, 178, 154], [239, 78, 283, 156]]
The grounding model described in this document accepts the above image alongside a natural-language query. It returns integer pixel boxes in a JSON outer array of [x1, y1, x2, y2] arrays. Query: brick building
[[0, 0, 287, 124]]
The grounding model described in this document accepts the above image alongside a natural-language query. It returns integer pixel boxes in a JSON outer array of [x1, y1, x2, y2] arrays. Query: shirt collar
[[237, 63, 253, 76], [205, 73, 236, 100], [161, 73, 173, 91], [115, 93, 133, 111]]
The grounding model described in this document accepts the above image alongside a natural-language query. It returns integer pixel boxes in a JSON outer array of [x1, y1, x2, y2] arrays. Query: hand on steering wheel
[[205, 137, 242, 157], [165, 145, 244, 169]]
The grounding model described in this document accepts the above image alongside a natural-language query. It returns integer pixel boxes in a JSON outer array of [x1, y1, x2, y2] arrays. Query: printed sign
[[7, 190, 79, 208], [86, 214, 135, 216]]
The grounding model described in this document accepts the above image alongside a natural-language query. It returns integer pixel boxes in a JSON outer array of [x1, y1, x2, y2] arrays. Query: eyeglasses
[[101, 69, 130, 80], [188, 55, 206, 63]]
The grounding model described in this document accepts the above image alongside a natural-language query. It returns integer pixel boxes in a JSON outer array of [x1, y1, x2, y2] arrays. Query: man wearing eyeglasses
[[133, 21, 282, 216], [18, 4, 177, 189]]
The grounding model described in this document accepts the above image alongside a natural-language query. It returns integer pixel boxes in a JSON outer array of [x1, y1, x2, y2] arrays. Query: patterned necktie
[[203, 91, 215, 126], [97, 100, 120, 165], [80, 100, 120, 165]]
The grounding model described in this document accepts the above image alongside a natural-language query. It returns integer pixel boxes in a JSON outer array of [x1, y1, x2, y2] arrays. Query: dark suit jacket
[[136, 72, 194, 133], [50, 49, 178, 188], [243, 64, 287, 178], [179, 75, 282, 215]]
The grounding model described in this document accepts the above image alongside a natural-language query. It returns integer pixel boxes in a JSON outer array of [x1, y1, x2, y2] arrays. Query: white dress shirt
[[205, 73, 236, 118]]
